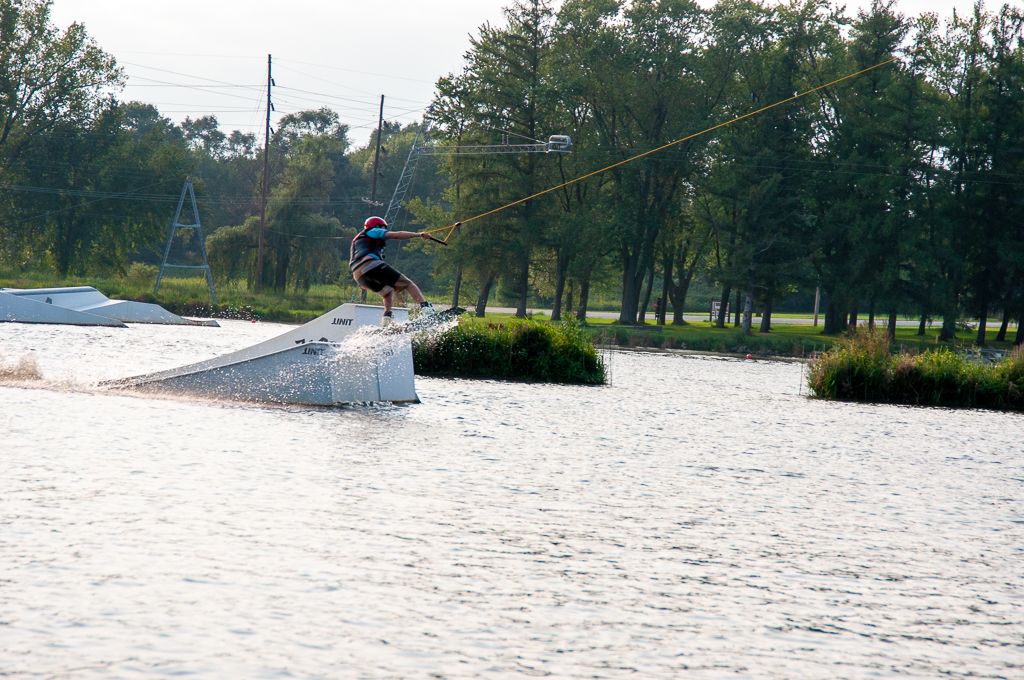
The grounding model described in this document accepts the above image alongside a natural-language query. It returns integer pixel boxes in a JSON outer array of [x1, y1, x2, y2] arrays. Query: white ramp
[[79, 299, 211, 325], [0, 290, 125, 327], [0, 286, 218, 326], [103, 304, 419, 405]]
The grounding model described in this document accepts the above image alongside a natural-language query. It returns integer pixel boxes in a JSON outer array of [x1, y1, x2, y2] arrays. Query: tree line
[[2, 0, 1022, 345], [0, 0, 444, 294], [420, 0, 1023, 344]]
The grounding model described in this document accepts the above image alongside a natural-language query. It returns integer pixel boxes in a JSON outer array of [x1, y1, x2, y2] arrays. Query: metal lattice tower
[[155, 177, 217, 303], [383, 117, 431, 227]]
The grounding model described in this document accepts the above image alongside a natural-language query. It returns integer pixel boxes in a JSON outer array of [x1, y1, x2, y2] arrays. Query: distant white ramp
[[0, 286, 218, 327], [0, 290, 125, 327], [103, 304, 419, 406]]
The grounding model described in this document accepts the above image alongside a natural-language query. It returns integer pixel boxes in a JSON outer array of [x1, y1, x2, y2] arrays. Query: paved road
[[472, 307, 938, 327]]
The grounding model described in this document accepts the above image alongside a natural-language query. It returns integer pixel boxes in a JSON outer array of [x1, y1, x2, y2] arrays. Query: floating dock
[[102, 304, 418, 406], [0, 286, 218, 327]]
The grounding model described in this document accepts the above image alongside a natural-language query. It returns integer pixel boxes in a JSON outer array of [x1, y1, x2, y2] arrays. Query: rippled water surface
[[1, 320, 1022, 678]]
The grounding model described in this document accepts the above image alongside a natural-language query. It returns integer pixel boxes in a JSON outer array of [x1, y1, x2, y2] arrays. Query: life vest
[[349, 229, 387, 271]]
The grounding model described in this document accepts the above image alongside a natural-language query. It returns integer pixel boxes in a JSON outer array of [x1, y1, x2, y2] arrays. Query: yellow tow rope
[[424, 53, 907, 243]]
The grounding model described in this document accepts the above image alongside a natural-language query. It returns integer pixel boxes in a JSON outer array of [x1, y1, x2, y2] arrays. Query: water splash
[[0, 353, 42, 383], [335, 311, 461, 355], [319, 313, 463, 397]]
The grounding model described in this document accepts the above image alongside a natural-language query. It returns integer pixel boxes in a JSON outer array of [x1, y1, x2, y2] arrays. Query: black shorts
[[355, 262, 403, 293]]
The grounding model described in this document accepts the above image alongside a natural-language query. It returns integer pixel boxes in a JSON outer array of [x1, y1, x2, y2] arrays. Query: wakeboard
[[368, 306, 466, 336]]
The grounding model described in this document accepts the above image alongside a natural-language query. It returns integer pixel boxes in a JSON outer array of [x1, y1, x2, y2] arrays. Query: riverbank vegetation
[[1, 0, 1022, 346], [412, 318, 605, 385], [807, 331, 1024, 411]]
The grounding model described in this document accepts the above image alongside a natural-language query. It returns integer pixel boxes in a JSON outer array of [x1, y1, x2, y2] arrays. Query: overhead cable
[[425, 53, 914, 242]]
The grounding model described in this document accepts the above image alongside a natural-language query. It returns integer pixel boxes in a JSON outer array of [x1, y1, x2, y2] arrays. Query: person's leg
[[380, 287, 394, 313], [357, 264, 401, 320], [394, 277, 425, 305]]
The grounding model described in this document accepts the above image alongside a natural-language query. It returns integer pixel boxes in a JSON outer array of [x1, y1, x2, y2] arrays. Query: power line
[[110, 52, 433, 85], [114, 51, 261, 58], [272, 86, 426, 114], [0, 184, 370, 205], [120, 61, 266, 89], [126, 83, 265, 88], [275, 57, 433, 84], [0, 179, 178, 229], [123, 63, 427, 113], [273, 64, 400, 102], [123, 75, 266, 103], [273, 64, 428, 105]]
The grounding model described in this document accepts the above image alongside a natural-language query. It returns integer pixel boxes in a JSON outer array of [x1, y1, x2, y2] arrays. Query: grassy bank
[[523, 313, 1014, 357], [458, 313, 834, 356], [589, 322, 823, 356], [807, 330, 1024, 411], [413, 317, 605, 385]]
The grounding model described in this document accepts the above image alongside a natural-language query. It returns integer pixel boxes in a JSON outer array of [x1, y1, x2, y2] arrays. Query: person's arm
[[383, 230, 432, 241]]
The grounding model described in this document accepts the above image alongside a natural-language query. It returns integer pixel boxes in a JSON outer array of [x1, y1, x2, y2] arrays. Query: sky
[[51, 0, 985, 147]]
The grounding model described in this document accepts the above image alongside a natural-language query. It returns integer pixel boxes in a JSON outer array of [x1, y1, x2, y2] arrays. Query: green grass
[[470, 311, 1015, 357], [807, 329, 1024, 411], [413, 317, 605, 385]]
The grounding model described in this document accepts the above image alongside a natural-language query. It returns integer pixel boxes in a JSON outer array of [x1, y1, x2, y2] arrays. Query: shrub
[[808, 329, 1024, 411], [413, 318, 605, 385], [123, 263, 158, 287]]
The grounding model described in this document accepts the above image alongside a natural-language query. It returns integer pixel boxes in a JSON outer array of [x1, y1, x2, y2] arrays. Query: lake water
[[1, 320, 1022, 678]]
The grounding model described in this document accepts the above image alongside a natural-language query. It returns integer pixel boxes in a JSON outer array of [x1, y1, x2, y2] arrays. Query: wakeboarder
[[350, 216, 435, 326]]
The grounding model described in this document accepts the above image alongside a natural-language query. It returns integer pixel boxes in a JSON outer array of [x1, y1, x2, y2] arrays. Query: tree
[[965, 3, 1024, 344], [555, 0, 731, 324], [543, 96, 614, 322], [698, 0, 825, 334], [814, 1, 932, 340], [926, 2, 999, 342], [981, 5, 1024, 344], [661, 206, 712, 325], [262, 110, 348, 290], [414, 73, 517, 317], [9, 101, 188, 275], [0, 0, 120, 172], [432, 0, 561, 317]]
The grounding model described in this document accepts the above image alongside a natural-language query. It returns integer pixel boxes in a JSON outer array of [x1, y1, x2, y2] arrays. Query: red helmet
[[364, 216, 388, 230]]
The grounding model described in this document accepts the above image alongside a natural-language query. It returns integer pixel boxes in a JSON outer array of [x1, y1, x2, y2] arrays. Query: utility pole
[[813, 286, 820, 327], [255, 54, 273, 292], [370, 94, 385, 208], [360, 95, 385, 304]]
